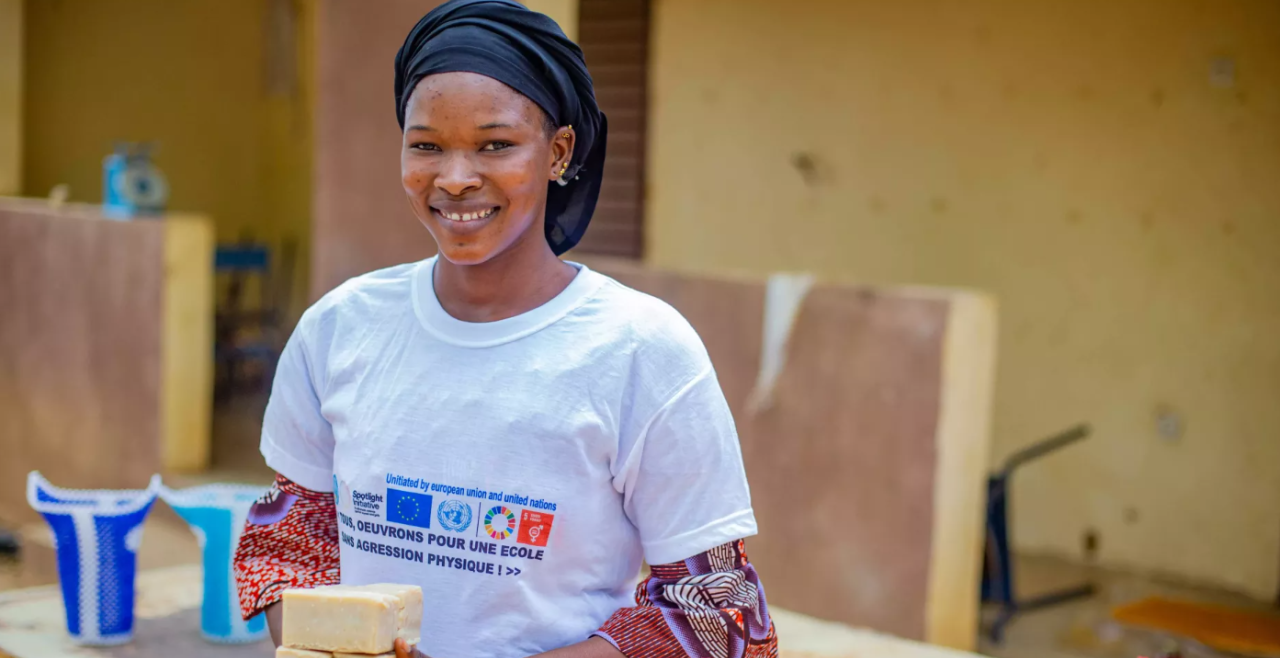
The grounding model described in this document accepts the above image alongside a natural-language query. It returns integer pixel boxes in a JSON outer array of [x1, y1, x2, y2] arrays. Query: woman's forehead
[[407, 72, 541, 124]]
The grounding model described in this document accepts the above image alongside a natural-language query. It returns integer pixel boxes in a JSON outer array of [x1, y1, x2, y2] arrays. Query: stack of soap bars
[[276, 584, 423, 658]]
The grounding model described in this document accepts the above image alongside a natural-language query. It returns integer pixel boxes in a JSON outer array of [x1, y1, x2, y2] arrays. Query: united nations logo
[[437, 500, 473, 532]]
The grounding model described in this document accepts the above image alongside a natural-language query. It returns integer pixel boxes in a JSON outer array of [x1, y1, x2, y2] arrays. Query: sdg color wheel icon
[[483, 506, 517, 540]]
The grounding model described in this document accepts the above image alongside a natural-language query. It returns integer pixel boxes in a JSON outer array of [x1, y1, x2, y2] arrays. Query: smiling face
[[401, 72, 574, 265]]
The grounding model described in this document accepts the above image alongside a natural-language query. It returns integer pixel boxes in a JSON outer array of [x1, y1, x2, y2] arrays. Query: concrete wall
[[0, 0, 20, 195], [22, 0, 314, 321], [647, 0, 1280, 599]]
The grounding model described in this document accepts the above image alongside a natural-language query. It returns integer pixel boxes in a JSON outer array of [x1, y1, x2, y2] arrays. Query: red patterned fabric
[[598, 607, 687, 657], [744, 622, 779, 658], [597, 541, 778, 658], [233, 474, 341, 621]]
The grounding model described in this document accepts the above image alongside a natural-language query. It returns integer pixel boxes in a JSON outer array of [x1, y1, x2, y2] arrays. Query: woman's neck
[[432, 235, 577, 323]]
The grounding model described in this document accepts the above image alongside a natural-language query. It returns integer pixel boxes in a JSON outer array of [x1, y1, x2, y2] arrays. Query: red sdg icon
[[517, 510, 554, 547]]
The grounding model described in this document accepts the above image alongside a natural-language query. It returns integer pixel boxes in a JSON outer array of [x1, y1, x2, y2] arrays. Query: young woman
[[234, 2, 777, 657]]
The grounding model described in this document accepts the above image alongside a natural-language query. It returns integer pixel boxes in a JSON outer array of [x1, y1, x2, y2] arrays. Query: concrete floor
[[2, 394, 1275, 658], [980, 554, 1277, 658]]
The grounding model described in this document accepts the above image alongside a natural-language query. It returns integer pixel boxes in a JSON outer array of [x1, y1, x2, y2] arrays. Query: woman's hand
[[395, 638, 430, 658]]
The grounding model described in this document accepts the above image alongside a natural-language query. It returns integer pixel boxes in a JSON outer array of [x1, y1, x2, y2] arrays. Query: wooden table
[[0, 566, 987, 658]]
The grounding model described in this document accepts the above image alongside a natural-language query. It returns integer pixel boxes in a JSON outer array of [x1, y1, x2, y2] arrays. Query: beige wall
[[648, 0, 1280, 599], [522, 0, 578, 39], [0, 0, 21, 195], [23, 0, 314, 321]]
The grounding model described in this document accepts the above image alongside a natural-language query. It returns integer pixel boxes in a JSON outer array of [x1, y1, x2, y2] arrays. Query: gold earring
[[559, 162, 569, 175]]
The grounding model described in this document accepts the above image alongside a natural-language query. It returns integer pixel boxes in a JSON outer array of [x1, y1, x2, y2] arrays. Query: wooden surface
[[0, 200, 165, 524], [587, 259, 996, 651], [0, 566, 988, 658], [0, 199, 213, 523], [925, 291, 998, 650], [161, 216, 214, 472]]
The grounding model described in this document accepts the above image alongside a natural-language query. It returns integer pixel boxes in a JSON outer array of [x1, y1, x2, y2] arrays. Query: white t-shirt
[[261, 257, 757, 658]]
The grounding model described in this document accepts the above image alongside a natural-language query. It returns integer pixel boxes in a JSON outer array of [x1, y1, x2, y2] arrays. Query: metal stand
[[981, 424, 1096, 643]]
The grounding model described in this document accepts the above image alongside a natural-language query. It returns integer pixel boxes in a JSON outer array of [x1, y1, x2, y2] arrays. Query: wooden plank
[[161, 215, 215, 472], [583, 260, 996, 650], [750, 285, 946, 642], [0, 200, 167, 524], [926, 290, 997, 650]]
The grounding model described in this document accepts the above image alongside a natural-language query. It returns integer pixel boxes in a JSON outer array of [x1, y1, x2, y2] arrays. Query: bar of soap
[[277, 648, 332, 658], [357, 583, 423, 644], [282, 583, 424, 653], [282, 586, 399, 653], [334, 653, 394, 658]]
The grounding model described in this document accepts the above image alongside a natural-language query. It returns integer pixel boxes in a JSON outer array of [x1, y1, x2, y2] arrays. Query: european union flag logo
[[386, 489, 432, 529]]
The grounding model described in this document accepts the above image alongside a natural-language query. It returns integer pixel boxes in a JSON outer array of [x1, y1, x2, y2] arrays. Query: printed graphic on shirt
[[437, 500, 472, 532], [517, 510, 554, 547], [336, 472, 560, 580], [483, 506, 516, 540], [350, 488, 381, 517], [386, 489, 433, 529]]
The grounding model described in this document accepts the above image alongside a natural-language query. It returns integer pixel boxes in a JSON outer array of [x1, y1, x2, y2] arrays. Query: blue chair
[[982, 424, 1095, 643], [214, 241, 294, 401]]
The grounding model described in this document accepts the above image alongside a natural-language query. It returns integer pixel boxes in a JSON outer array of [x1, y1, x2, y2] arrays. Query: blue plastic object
[[102, 143, 168, 219], [158, 484, 270, 644], [26, 472, 161, 646]]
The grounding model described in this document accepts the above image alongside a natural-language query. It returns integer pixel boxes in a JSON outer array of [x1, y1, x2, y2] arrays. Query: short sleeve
[[618, 367, 758, 566], [260, 320, 335, 492]]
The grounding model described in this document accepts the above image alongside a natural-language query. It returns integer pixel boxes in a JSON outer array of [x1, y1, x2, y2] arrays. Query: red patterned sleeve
[[596, 540, 779, 658], [233, 474, 341, 621]]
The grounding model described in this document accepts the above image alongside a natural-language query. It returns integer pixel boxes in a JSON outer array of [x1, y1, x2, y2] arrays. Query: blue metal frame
[[981, 424, 1096, 643]]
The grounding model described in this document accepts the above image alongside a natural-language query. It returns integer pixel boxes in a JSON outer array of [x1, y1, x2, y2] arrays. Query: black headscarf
[[394, 0, 607, 256]]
